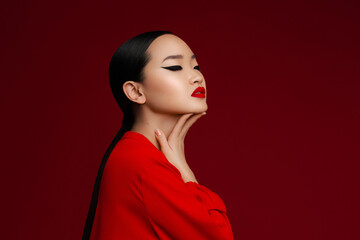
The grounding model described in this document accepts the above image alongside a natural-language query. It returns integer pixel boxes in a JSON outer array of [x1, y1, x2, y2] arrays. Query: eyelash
[[162, 65, 201, 72]]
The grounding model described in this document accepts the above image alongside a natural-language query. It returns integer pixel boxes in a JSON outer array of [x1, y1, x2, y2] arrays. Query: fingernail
[[203, 112, 207, 115], [155, 129, 161, 136]]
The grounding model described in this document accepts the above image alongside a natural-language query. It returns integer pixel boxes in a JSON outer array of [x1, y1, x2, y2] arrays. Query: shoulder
[[104, 135, 182, 182], [105, 137, 155, 176]]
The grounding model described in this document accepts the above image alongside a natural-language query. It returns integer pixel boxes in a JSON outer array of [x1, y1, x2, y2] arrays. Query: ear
[[122, 81, 146, 104]]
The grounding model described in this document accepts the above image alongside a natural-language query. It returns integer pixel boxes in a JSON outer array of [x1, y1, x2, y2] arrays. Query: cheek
[[145, 71, 184, 96]]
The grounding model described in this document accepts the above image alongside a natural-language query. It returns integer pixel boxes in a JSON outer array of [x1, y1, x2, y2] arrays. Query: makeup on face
[[159, 53, 205, 99], [160, 61, 205, 98], [161, 54, 200, 72], [191, 86, 206, 98], [161, 65, 200, 71], [160, 54, 201, 78]]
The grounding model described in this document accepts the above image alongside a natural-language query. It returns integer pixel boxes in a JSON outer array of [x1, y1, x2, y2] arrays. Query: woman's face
[[141, 34, 208, 115]]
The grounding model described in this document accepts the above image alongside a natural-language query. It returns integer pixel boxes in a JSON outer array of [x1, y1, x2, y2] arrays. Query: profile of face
[[125, 34, 208, 115]]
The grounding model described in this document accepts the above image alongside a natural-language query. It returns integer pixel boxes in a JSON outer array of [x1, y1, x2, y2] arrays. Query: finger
[[179, 112, 206, 139], [154, 128, 172, 152], [168, 113, 194, 141]]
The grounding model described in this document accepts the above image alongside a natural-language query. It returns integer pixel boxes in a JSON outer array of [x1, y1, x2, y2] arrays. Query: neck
[[129, 110, 182, 151]]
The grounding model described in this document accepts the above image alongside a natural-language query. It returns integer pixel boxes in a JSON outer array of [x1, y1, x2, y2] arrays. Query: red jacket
[[90, 130, 234, 239]]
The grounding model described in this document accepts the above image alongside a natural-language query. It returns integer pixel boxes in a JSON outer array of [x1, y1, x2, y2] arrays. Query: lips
[[191, 87, 206, 97]]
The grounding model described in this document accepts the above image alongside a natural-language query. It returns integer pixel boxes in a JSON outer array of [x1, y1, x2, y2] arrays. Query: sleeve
[[140, 159, 234, 240]]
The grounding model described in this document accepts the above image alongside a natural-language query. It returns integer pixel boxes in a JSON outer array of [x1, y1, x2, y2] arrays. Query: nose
[[189, 69, 204, 85]]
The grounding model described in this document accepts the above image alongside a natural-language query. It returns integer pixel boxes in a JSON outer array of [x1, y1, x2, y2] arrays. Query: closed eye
[[161, 65, 201, 72], [161, 65, 182, 71]]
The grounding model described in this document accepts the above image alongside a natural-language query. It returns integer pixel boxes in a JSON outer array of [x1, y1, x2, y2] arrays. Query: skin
[[122, 34, 208, 183]]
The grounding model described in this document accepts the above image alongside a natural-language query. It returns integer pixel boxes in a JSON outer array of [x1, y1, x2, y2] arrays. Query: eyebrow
[[162, 54, 196, 63]]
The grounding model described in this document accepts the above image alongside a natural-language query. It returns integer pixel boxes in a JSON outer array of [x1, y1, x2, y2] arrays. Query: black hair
[[82, 30, 173, 240]]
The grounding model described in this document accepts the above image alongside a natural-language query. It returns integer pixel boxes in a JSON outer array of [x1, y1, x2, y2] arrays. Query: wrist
[[178, 164, 198, 183]]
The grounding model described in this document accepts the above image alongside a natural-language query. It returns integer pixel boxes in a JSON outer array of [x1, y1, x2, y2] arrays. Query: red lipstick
[[191, 87, 206, 98]]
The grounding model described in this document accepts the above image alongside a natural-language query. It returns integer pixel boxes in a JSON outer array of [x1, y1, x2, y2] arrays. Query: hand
[[154, 112, 206, 182]]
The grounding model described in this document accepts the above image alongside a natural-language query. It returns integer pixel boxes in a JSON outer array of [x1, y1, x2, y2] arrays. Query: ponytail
[[82, 114, 133, 240], [82, 30, 173, 239]]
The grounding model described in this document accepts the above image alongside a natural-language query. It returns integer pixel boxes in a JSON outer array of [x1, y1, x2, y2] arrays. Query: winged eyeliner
[[161, 65, 201, 71]]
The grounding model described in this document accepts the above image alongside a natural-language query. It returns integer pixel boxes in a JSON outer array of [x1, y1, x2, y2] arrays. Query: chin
[[190, 103, 208, 113], [172, 100, 208, 114]]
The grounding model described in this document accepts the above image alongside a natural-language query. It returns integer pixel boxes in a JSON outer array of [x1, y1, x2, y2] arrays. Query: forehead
[[146, 34, 194, 62]]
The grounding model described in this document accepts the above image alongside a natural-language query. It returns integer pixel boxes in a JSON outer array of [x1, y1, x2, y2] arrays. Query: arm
[[140, 159, 234, 240], [176, 161, 199, 184]]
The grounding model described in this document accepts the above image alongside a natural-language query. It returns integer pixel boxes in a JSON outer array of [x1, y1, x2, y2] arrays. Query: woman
[[82, 31, 234, 239]]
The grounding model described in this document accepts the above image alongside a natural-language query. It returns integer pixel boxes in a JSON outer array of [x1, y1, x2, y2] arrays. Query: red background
[[1, 0, 359, 239]]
